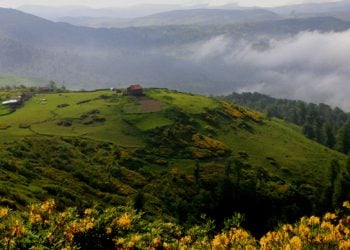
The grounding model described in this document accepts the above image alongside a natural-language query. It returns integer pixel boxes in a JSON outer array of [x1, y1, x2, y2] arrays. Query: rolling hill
[[18, 4, 192, 20], [271, 0, 350, 16], [0, 87, 348, 235]]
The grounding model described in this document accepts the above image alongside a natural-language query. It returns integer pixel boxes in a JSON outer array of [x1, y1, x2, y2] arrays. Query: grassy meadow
[[0, 87, 348, 236]]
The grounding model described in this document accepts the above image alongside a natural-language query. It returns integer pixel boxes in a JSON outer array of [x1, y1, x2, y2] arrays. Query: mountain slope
[[223, 92, 350, 153], [18, 4, 191, 20], [0, 88, 348, 235], [272, 0, 350, 16]]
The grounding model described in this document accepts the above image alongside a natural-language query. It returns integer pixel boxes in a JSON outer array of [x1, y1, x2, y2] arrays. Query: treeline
[[223, 92, 350, 154], [0, 81, 67, 92]]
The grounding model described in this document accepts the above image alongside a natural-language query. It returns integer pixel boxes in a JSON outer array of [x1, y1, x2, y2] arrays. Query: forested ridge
[[223, 92, 350, 154]]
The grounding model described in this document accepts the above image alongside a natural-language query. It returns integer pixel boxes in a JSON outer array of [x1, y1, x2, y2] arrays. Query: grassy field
[[147, 88, 219, 113], [0, 88, 221, 145], [219, 118, 346, 186], [124, 113, 173, 131], [0, 90, 146, 146], [0, 104, 10, 116]]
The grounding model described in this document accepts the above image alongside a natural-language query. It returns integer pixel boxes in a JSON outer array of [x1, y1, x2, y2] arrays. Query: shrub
[[2, 200, 350, 249]]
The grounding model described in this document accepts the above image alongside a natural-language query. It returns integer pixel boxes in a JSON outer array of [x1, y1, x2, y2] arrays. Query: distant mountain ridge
[[1, 7, 350, 103], [56, 8, 281, 28], [17, 4, 192, 19], [16, 1, 350, 28], [271, 0, 350, 16]]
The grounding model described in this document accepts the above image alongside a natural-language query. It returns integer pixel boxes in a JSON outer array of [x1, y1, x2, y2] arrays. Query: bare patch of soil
[[136, 96, 164, 112]]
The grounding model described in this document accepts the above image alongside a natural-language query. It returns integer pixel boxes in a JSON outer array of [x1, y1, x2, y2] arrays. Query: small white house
[[2, 100, 19, 105]]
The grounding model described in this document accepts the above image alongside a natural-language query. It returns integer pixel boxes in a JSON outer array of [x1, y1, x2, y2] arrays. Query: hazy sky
[[0, 0, 342, 8]]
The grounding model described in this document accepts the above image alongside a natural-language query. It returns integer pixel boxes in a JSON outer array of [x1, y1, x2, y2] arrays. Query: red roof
[[127, 84, 143, 91]]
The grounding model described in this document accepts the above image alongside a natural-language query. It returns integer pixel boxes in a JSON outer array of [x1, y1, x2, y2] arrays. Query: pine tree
[[323, 123, 336, 148], [335, 122, 350, 154], [302, 123, 315, 139]]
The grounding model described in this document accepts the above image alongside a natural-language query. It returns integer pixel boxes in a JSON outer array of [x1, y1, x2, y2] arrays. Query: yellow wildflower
[[308, 216, 320, 225], [127, 241, 136, 248], [106, 227, 112, 234], [246, 244, 257, 250], [282, 224, 293, 233], [231, 228, 250, 240], [0, 208, 9, 218], [115, 213, 132, 229], [47, 232, 55, 242], [61, 246, 73, 250], [131, 234, 142, 243], [85, 221, 94, 231], [11, 220, 26, 237], [40, 199, 55, 214], [340, 239, 350, 250], [324, 212, 337, 221], [163, 242, 171, 250], [115, 238, 126, 247], [321, 221, 333, 230], [84, 208, 93, 215], [343, 201, 350, 209], [298, 224, 310, 238], [343, 227, 350, 236], [289, 236, 302, 250], [284, 244, 291, 250], [29, 213, 42, 224], [152, 237, 162, 248], [180, 235, 192, 245], [212, 233, 229, 248]]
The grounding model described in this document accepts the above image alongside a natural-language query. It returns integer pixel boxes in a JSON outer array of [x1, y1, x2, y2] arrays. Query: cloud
[[185, 30, 350, 110]]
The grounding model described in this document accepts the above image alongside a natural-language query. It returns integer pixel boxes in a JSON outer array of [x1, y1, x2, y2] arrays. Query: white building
[[2, 100, 19, 105]]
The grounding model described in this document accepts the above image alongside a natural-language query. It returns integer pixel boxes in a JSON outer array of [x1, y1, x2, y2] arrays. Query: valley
[[1, 1, 350, 248]]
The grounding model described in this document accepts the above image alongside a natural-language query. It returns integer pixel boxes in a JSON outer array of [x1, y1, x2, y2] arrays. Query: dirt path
[[136, 96, 164, 112]]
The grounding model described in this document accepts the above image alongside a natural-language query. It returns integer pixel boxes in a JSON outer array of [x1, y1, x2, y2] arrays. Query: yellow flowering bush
[[223, 101, 261, 122], [192, 133, 229, 151], [1, 200, 350, 249]]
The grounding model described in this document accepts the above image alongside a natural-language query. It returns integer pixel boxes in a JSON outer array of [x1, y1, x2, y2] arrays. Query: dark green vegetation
[[223, 92, 350, 154], [0, 88, 349, 236]]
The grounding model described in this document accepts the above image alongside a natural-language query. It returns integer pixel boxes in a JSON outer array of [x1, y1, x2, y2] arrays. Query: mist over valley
[[0, 3, 349, 109]]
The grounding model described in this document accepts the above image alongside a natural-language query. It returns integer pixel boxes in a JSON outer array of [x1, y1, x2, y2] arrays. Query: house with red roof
[[127, 84, 143, 96]]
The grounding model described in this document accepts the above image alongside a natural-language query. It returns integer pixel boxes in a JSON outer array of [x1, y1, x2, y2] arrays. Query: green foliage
[[0, 87, 348, 237], [335, 122, 350, 154], [224, 212, 245, 230], [2, 200, 350, 249], [223, 92, 350, 153], [147, 89, 219, 114]]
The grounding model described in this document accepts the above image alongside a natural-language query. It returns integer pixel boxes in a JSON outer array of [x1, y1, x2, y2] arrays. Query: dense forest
[[223, 92, 350, 154]]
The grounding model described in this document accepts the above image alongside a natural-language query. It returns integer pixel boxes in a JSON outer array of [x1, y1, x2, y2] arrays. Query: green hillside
[[0, 88, 348, 235]]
